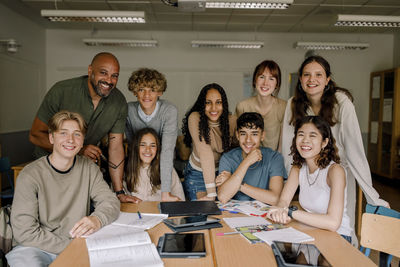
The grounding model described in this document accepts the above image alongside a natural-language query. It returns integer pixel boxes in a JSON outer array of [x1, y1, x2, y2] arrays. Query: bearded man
[[29, 52, 137, 203]]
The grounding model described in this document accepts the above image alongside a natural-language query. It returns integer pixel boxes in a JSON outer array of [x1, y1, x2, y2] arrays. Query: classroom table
[[50, 201, 375, 267]]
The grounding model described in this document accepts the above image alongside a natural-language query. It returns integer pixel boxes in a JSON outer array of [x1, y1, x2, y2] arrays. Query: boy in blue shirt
[[217, 112, 287, 204]]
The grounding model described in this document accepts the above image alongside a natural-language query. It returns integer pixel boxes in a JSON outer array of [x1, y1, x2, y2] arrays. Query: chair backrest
[[360, 213, 400, 258], [0, 158, 10, 173], [0, 158, 13, 191]]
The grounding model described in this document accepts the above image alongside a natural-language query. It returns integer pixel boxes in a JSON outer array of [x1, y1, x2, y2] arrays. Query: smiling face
[[205, 88, 223, 123], [49, 120, 84, 160], [139, 133, 158, 167], [236, 126, 264, 156], [295, 122, 328, 162], [134, 87, 163, 115], [88, 54, 120, 98], [300, 61, 331, 100], [255, 68, 277, 97]]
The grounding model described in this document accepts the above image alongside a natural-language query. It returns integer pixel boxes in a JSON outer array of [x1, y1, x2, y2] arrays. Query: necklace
[[305, 165, 320, 186]]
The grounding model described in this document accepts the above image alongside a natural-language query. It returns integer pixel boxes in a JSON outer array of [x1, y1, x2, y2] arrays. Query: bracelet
[[206, 192, 217, 198], [115, 189, 125, 196], [205, 183, 216, 188]]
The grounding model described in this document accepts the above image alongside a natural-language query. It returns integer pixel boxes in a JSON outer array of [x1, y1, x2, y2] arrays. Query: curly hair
[[252, 60, 281, 96], [290, 55, 353, 127], [290, 116, 340, 169], [127, 68, 167, 93], [125, 128, 161, 194], [181, 83, 231, 152]]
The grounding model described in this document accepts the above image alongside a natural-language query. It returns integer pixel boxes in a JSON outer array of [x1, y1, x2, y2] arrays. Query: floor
[[367, 175, 400, 266]]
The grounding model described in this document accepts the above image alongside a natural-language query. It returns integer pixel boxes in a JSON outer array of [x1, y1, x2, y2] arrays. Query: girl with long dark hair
[[182, 83, 236, 200]]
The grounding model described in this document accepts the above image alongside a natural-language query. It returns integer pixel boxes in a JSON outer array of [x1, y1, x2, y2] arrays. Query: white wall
[[46, 29, 393, 133], [0, 2, 46, 133]]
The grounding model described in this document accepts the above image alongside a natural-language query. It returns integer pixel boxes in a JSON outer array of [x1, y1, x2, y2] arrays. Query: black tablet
[[159, 201, 221, 216], [157, 233, 206, 258], [271, 241, 332, 267], [163, 215, 220, 228]]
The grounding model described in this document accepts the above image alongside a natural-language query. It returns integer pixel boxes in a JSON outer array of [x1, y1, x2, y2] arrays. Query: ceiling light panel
[[41, 10, 145, 23], [205, 0, 293, 9], [191, 40, 264, 48], [335, 14, 400, 27], [83, 39, 157, 47], [295, 41, 369, 50]]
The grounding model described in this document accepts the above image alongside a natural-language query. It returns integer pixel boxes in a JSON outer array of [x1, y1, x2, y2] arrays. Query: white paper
[[218, 200, 270, 216], [86, 226, 151, 250], [85, 225, 163, 267], [383, 98, 392, 122], [370, 121, 378, 144], [372, 76, 380, 99], [89, 243, 163, 267], [223, 216, 270, 228], [112, 212, 168, 229], [253, 227, 314, 245]]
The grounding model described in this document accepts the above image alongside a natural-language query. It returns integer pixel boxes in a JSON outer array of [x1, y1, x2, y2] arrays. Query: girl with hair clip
[[124, 128, 185, 201], [269, 116, 353, 243], [182, 83, 236, 200], [236, 60, 286, 150], [281, 55, 388, 243]]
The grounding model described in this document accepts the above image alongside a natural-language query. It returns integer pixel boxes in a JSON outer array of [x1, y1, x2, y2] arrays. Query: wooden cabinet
[[368, 68, 400, 179]]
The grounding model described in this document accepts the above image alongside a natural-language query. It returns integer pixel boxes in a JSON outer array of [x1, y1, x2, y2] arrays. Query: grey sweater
[[11, 156, 120, 254], [125, 100, 178, 192]]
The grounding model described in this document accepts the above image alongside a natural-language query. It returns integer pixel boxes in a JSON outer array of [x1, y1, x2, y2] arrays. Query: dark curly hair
[[125, 128, 161, 194], [290, 55, 353, 127], [290, 116, 340, 169], [181, 83, 231, 152]]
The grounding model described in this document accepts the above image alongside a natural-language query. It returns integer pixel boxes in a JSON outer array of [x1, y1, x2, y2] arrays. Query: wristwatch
[[288, 205, 298, 218], [115, 189, 125, 196]]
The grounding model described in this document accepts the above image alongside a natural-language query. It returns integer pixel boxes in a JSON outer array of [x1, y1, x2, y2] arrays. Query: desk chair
[[360, 213, 400, 267], [0, 157, 14, 207]]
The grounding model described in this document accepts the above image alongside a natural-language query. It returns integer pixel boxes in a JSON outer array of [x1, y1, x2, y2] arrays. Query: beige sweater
[[11, 156, 120, 254], [188, 112, 236, 194], [126, 166, 185, 201], [235, 96, 286, 150]]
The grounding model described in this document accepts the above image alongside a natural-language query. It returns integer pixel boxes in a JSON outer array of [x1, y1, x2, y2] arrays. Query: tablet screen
[[164, 215, 219, 227], [273, 241, 332, 267], [162, 233, 205, 253]]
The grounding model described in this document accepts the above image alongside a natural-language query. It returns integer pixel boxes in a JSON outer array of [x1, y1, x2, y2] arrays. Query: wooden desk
[[51, 202, 375, 267], [51, 202, 214, 267], [211, 212, 374, 267]]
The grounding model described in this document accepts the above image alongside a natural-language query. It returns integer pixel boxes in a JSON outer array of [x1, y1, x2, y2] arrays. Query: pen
[[137, 211, 142, 219], [216, 230, 259, 236]]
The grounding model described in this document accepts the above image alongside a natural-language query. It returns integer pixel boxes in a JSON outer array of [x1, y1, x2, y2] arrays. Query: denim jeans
[[341, 234, 352, 244], [6, 245, 57, 267], [183, 163, 206, 200]]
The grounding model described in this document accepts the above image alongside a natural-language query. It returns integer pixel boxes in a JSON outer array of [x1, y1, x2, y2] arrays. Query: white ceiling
[[2, 0, 400, 33]]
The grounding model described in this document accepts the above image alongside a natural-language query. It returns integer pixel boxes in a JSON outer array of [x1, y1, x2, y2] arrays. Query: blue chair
[[359, 204, 400, 267], [0, 157, 14, 206]]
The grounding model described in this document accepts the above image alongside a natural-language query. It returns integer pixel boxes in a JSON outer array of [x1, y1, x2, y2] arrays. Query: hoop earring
[[324, 85, 329, 91]]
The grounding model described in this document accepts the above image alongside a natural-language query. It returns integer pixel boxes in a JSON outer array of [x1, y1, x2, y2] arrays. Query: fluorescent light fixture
[[206, 0, 293, 9], [295, 41, 369, 50], [191, 40, 264, 48], [41, 10, 145, 23], [83, 38, 157, 47], [335, 14, 400, 27], [0, 39, 21, 53]]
